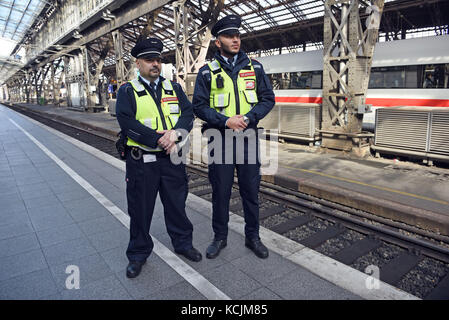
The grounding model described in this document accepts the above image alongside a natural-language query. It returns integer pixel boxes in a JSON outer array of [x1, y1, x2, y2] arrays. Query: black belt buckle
[[131, 147, 143, 161]]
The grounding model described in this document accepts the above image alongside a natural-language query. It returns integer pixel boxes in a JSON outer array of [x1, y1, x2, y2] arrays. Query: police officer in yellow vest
[[193, 16, 275, 259], [116, 37, 202, 278]]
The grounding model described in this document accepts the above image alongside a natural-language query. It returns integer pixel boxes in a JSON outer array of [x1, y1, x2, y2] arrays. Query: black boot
[[245, 238, 269, 259], [206, 239, 227, 259], [126, 260, 146, 278], [175, 247, 203, 262]]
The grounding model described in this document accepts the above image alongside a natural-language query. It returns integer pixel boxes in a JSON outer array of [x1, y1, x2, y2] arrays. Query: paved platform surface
[[6, 102, 449, 236], [0, 104, 421, 300]]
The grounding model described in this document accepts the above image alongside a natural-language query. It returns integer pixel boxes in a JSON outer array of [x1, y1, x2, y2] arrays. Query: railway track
[[6, 103, 449, 300]]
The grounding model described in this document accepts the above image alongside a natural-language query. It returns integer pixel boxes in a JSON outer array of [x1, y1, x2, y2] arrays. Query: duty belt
[[130, 147, 144, 160], [130, 147, 169, 160]]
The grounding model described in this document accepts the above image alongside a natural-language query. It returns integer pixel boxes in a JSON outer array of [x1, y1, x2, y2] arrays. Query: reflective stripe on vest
[[127, 78, 181, 152], [208, 59, 258, 117]]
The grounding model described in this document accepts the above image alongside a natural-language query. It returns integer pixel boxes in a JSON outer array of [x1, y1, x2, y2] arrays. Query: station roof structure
[[0, 0, 48, 83], [1, 0, 448, 83], [0, 0, 47, 42]]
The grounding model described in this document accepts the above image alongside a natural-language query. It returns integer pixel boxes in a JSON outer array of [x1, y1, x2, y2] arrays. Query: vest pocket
[[169, 115, 179, 127], [243, 90, 258, 104], [143, 118, 159, 130], [168, 103, 180, 114], [167, 115, 179, 128], [213, 93, 230, 108]]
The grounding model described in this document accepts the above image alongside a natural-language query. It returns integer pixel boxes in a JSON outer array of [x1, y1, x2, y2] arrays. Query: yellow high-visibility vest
[[208, 59, 258, 117], [127, 78, 181, 151]]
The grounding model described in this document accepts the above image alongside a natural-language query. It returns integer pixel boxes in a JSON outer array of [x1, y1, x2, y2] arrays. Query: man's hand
[[157, 130, 178, 151], [165, 143, 178, 155], [226, 115, 247, 131]]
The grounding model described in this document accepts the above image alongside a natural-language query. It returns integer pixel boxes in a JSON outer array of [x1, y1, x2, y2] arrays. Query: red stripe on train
[[366, 98, 449, 107], [275, 96, 449, 107], [276, 97, 323, 103]]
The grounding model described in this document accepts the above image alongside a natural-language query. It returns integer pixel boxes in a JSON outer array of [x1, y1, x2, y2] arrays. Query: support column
[[39, 65, 51, 105], [112, 30, 127, 87], [33, 70, 40, 104], [51, 63, 56, 106], [321, 0, 384, 155], [82, 46, 95, 111], [50, 60, 64, 107], [64, 56, 72, 108], [92, 37, 113, 109], [173, 0, 224, 98], [23, 72, 29, 103]]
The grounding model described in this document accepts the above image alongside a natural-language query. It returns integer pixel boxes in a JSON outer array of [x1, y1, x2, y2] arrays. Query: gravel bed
[[261, 209, 305, 229], [317, 230, 365, 256], [283, 209, 307, 219], [284, 218, 334, 242], [284, 225, 315, 242], [186, 170, 449, 300], [259, 198, 279, 209], [307, 218, 334, 231], [396, 258, 449, 299], [351, 242, 405, 271], [262, 215, 288, 228], [190, 184, 212, 192], [200, 193, 212, 201]]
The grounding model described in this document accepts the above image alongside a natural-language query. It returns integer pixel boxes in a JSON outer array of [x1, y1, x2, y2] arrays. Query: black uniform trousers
[[125, 151, 193, 262], [207, 128, 261, 241]]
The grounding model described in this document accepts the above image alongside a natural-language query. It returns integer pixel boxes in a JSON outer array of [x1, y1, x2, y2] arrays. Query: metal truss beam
[[31, 0, 171, 71], [173, 0, 224, 95], [321, 0, 384, 154]]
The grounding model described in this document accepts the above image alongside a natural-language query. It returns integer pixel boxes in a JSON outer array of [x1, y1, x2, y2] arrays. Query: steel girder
[[321, 0, 384, 154]]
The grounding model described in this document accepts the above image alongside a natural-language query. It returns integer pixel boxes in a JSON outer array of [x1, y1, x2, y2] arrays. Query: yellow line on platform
[[281, 165, 449, 206]]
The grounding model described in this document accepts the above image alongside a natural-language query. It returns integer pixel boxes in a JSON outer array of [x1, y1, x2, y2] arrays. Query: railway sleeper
[[270, 215, 314, 234], [188, 180, 210, 189], [193, 188, 213, 197], [259, 205, 286, 220], [425, 273, 449, 300], [379, 252, 422, 285], [300, 225, 346, 249], [333, 237, 382, 265]]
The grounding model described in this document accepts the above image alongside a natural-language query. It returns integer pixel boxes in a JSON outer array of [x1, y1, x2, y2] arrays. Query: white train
[[256, 35, 449, 131]]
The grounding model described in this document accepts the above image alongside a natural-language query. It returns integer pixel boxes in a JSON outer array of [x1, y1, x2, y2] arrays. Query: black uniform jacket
[[116, 76, 194, 149], [192, 50, 275, 129]]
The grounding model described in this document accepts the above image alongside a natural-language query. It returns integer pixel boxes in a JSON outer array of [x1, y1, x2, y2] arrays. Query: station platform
[[0, 103, 421, 300], [5, 102, 449, 236]]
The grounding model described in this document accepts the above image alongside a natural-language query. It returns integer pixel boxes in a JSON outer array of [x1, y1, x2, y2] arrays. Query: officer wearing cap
[[192, 15, 275, 259], [116, 37, 202, 278]]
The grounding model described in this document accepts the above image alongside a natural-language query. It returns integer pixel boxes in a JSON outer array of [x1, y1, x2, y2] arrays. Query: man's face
[[136, 57, 162, 80], [216, 33, 241, 57]]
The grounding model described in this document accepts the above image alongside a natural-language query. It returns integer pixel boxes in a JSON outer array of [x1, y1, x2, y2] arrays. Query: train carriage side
[[257, 35, 449, 132]]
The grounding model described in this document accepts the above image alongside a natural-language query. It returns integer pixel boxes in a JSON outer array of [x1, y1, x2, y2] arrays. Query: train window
[[405, 66, 418, 88], [311, 71, 322, 89], [421, 64, 449, 89], [269, 74, 282, 90], [289, 72, 313, 89], [384, 68, 405, 88], [268, 71, 323, 90], [268, 64, 449, 90], [369, 69, 384, 88], [269, 73, 291, 89], [281, 73, 291, 89], [369, 66, 410, 88]]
